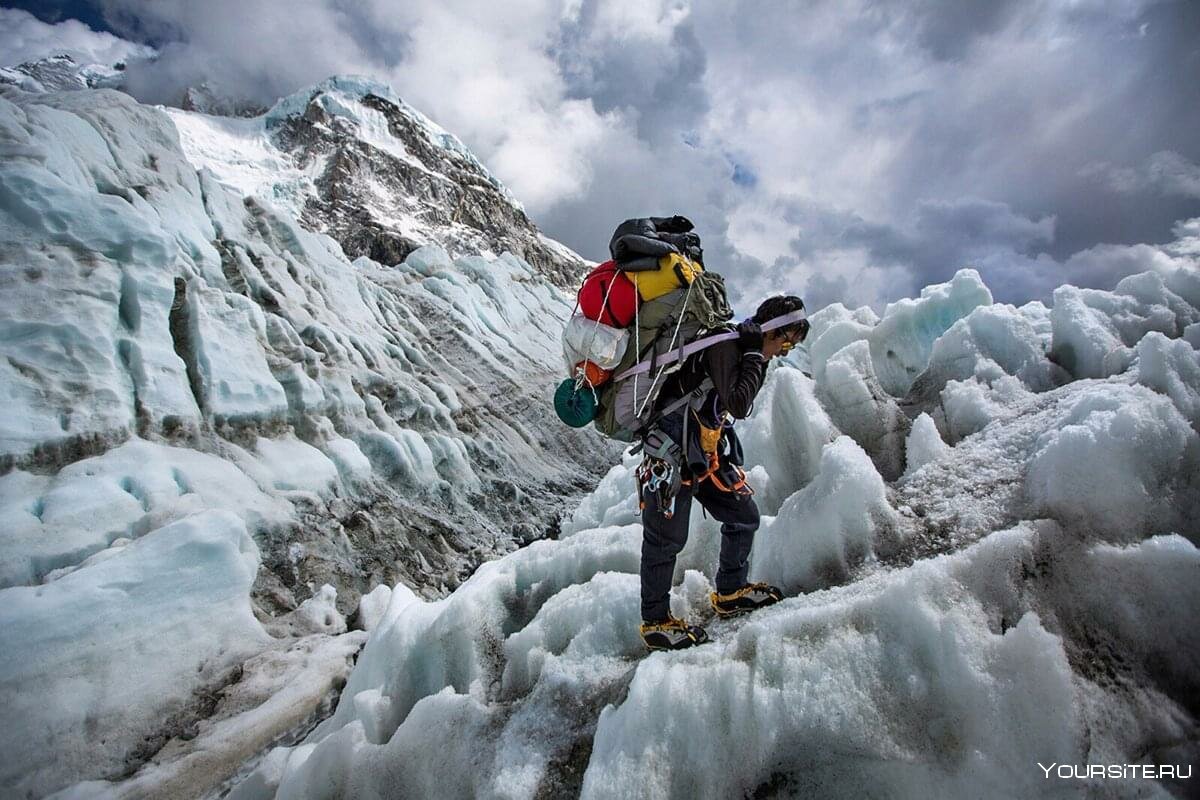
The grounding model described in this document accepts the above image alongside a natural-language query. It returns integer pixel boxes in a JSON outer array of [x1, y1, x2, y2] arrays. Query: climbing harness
[[635, 428, 683, 518]]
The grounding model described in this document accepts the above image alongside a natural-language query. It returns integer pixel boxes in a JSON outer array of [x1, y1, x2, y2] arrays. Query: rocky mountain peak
[[0, 53, 125, 93], [260, 77, 585, 286], [179, 82, 267, 118]]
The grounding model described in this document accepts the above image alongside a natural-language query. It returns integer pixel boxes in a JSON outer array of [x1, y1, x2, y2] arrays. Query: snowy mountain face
[[0, 54, 127, 94], [168, 77, 583, 285], [179, 83, 268, 118], [0, 77, 615, 798]]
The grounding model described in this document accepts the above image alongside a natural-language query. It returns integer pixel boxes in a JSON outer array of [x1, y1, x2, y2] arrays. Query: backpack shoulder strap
[[651, 377, 713, 427]]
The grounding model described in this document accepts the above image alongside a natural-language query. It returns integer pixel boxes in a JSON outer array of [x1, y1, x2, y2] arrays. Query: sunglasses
[[778, 320, 810, 353]]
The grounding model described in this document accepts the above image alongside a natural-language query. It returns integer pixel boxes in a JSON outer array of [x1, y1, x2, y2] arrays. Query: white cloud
[[1086, 151, 1200, 199], [0, 8, 153, 68]]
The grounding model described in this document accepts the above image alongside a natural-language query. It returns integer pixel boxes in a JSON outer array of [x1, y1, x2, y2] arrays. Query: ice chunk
[[1016, 299, 1053, 340], [818, 340, 910, 479], [1185, 322, 1200, 349], [401, 244, 453, 277], [0, 438, 291, 588], [311, 524, 641, 743], [1025, 384, 1196, 539], [253, 435, 340, 494], [560, 453, 640, 537], [502, 571, 642, 697], [375, 582, 421, 631], [806, 270, 991, 399], [1048, 280, 1188, 379], [191, 287, 289, 420], [1070, 534, 1200, 694], [870, 268, 993, 396], [1114, 269, 1200, 335], [1133, 331, 1200, 429], [912, 303, 1065, 397], [736, 368, 838, 514], [806, 313, 872, 388], [750, 436, 900, 594], [266, 584, 347, 637], [0, 510, 268, 798], [59, 631, 367, 800], [938, 371, 1031, 443], [904, 412, 950, 476], [323, 435, 374, 482], [356, 584, 393, 632], [804, 302, 876, 347]]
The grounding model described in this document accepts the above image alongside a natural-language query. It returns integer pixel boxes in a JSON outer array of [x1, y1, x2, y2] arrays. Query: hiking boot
[[639, 616, 709, 651], [710, 583, 783, 618]]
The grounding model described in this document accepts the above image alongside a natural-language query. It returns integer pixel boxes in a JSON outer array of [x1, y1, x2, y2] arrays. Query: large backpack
[[592, 269, 733, 441], [556, 217, 733, 441]]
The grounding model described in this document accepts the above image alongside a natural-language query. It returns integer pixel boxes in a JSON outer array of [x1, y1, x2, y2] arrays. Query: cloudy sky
[[3, 0, 1198, 312]]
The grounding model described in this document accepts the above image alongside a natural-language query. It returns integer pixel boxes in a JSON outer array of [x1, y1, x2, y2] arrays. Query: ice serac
[[0, 81, 611, 598], [0, 510, 267, 798]]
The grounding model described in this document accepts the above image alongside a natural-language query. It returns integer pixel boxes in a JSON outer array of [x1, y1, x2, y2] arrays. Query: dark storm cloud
[[884, 0, 1200, 263], [766, 196, 1057, 306], [553, 3, 709, 145], [688, 0, 1200, 309], [1083, 151, 1200, 200], [901, 0, 1021, 61]]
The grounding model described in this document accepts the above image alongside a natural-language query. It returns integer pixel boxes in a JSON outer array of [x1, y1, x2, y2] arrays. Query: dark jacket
[[659, 338, 767, 423], [654, 338, 767, 477]]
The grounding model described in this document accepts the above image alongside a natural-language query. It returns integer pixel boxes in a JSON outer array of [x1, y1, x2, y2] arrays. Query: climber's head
[[753, 295, 809, 358]]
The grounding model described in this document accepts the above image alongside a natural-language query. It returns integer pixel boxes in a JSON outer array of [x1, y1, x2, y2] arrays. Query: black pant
[[640, 478, 760, 622]]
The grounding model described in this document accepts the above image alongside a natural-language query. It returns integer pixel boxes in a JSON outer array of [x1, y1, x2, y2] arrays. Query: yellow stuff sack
[[630, 253, 703, 302]]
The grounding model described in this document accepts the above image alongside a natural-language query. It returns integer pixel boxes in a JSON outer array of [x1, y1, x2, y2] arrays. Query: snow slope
[[228, 265, 1200, 800], [0, 79, 609, 798]]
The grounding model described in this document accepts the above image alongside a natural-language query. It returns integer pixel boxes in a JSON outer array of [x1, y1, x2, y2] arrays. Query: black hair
[[753, 294, 809, 341]]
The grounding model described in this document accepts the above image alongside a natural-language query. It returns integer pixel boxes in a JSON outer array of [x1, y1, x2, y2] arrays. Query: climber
[[638, 295, 810, 651]]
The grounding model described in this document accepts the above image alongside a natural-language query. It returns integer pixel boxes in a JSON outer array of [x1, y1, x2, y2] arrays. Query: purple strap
[[613, 308, 807, 383]]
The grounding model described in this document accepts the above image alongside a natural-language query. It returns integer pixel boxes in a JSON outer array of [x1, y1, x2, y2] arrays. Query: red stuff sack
[[578, 261, 638, 327]]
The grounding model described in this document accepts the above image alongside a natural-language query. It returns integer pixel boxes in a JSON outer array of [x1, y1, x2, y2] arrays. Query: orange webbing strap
[[681, 452, 721, 490], [709, 463, 754, 496]]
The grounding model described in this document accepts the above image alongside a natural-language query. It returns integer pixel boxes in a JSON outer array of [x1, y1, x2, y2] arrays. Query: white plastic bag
[[562, 314, 630, 371]]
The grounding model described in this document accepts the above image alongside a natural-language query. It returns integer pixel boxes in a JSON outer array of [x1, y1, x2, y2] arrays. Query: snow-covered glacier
[[2, 72, 1199, 800], [221, 266, 1200, 800], [0, 77, 611, 799]]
